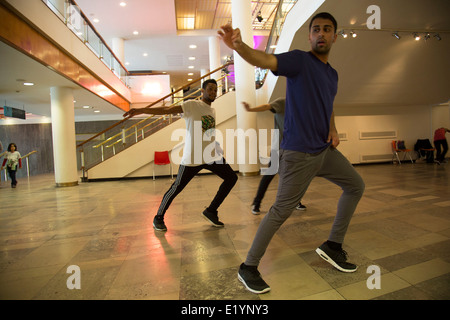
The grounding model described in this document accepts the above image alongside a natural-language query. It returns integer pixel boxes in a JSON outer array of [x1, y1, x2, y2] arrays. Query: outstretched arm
[[242, 102, 272, 112], [123, 105, 183, 118], [218, 24, 278, 72]]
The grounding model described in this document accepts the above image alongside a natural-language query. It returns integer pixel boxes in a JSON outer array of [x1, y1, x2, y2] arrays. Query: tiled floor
[[0, 161, 449, 300]]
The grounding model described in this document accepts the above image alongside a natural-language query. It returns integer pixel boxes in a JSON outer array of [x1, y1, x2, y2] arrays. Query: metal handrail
[[77, 62, 234, 179], [76, 62, 232, 150], [98, 72, 230, 150], [1, 150, 37, 181]]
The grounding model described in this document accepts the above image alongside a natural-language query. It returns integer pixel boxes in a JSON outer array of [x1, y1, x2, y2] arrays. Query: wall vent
[[338, 132, 348, 141], [360, 154, 393, 163], [359, 130, 397, 140]]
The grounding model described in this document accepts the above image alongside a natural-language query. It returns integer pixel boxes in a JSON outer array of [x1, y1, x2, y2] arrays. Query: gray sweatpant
[[245, 147, 365, 267]]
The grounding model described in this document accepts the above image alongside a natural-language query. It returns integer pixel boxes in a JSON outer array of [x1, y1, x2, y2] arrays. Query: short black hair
[[309, 12, 337, 34], [7, 143, 17, 152], [202, 79, 217, 89]]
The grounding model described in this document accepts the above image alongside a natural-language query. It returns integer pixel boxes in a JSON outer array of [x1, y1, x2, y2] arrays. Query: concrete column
[[50, 87, 78, 187], [112, 37, 125, 62], [232, 0, 259, 175], [209, 36, 222, 82], [112, 37, 125, 77]]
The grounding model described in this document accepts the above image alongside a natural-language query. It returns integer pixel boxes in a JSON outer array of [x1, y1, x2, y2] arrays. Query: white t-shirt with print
[[181, 100, 222, 166]]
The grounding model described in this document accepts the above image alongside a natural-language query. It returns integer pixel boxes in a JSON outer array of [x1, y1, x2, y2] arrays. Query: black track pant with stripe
[[156, 158, 237, 217]]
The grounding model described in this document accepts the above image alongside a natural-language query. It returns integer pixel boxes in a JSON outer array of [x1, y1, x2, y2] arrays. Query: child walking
[[1, 143, 22, 188]]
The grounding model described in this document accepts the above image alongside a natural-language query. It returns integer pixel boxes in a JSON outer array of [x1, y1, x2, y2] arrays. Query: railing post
[[122, 128, 126, 145], [26, 157, 30, 177], [80, 149, 87, 182]]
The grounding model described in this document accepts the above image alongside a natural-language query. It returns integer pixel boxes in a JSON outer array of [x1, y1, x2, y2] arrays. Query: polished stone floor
[[0, 161, 449, 300]]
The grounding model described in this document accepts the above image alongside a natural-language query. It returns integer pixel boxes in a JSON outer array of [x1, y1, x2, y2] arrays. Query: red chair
[[153, 151, 173, 180], [391, 140, 413, 164]]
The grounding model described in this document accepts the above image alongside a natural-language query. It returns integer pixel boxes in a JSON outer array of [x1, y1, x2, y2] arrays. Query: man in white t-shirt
[[124, 79, 237, 231]]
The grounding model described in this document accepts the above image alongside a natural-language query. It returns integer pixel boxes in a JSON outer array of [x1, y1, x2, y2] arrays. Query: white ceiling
[[0, 0, 449, 124]]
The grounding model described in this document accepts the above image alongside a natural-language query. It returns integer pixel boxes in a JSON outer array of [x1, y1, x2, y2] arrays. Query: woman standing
[[1, 143, 22, 188]]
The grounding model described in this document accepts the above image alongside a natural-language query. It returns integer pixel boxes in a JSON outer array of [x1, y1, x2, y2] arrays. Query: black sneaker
[[295, 203, 307, 211], [153, 215, 167, 231], [238, 263, 271, 294], [202, 209, 224, 228], [251, 204, 261, 215], [315, 242, 358, 273]]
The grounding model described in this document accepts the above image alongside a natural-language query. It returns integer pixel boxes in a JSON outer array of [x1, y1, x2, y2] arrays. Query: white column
[[232, 0, 259, 175], [209, 36, 222, 82], [200, 68, 208, 86], [50, 87, 78, 187], [112, 37, 125, 62], [112, 37, 125, 77]]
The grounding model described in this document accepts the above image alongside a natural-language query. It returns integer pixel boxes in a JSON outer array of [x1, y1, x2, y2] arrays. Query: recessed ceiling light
[[143, 53, 148, 57], [133, 31, 139, 35], [120, 2, 127, 7], [189, 44, 197, 49], [94, 110, 101, 113], [188, 56, 196, 60], [83, 106, 90, 109], [188, 73, 194, 76], [188, 66, 194, 69], [23, 82, 34, 86], [93, 18, 100, 23], [187, 79, 193, 81]]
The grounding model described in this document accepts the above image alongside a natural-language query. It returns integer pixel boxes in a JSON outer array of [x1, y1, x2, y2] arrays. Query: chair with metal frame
[[153, 151, 173, 180], [392, 140, 414, 164]]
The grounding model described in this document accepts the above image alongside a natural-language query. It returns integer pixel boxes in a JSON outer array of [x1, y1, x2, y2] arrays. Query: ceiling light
[[143, 53, 148, 57], [413, 33, 420, 41], [93, 18, 99, 23], [187, 79, 193, 81], [188, 56, 196, 61], [350, 31, 357, 38], [82, 105, 90, 109], [424, 33, 431, 41], [181, 17, 195, 30], [338, 30, 347, 38], [23, 82, 34, 86], [94, 110, 100, 113], [188, 66, 194, 69], [392, 32, 401, 40], [133, 31, 139, 35], [188, 73, 194, 76], [189, 44, 197, 49], [119, 2, 127, 7], [434, 33, 441, 41]]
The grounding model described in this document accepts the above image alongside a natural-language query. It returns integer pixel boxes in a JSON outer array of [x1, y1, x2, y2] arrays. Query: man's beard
[[312, 42, 331, 55]]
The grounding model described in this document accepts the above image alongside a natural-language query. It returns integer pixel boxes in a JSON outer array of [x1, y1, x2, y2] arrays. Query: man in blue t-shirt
[[219, 12, 365, 294]]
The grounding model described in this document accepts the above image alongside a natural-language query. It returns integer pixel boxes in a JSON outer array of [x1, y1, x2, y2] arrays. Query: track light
[[338, 30, 347, 38], [256, 11, 263, 23], [392, 32, 401, 40], [413, 33, 420, 41], [424, 33, 431, 41], [350, 31, 357, 38], [434, 33, 441, 41]]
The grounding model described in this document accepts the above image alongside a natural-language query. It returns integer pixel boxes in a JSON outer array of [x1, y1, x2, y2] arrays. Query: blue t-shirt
[[273, 50, 338, 153]]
